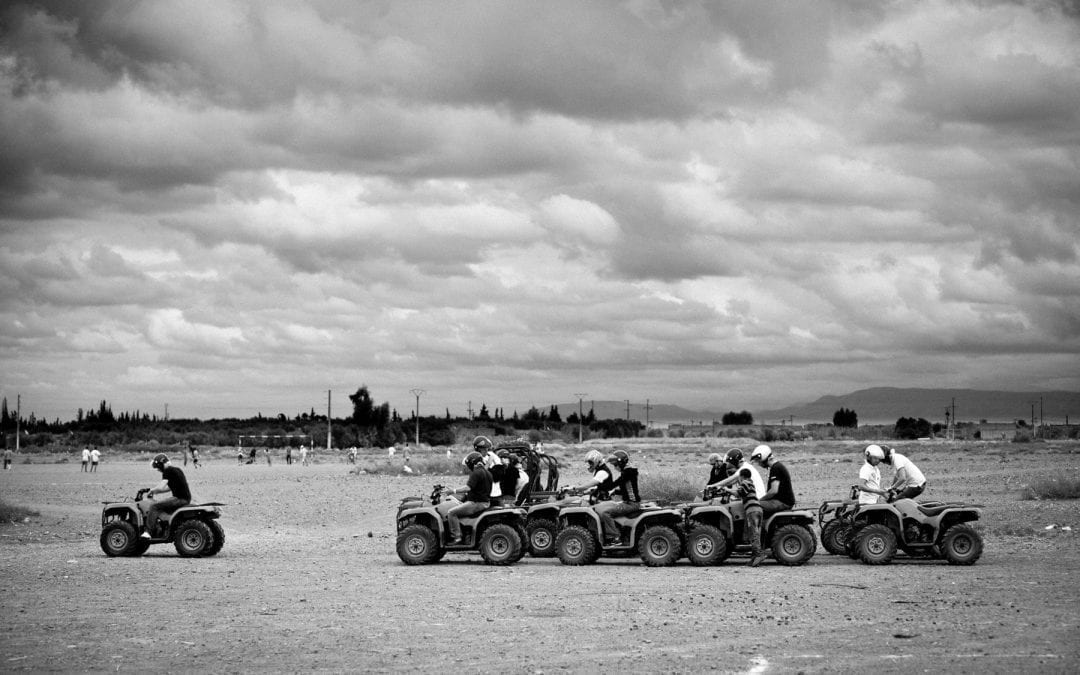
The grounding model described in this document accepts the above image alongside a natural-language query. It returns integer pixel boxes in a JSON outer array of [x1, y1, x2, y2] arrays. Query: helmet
[[585, 449, 604, 471], [151, 453, 169, 470], [708, 452, 723, 466], [496, 449, 510, 459], [864, 444, 885, 460], [724, 448, 743, 466], [463, 451, 484, 469], [607, 450, 630, 469], [472, 436, 493, 452], [750, 444, 772, 464]]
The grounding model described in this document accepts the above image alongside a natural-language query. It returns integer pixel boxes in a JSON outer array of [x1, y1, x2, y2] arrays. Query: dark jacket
[[611, 466, 641, 503]]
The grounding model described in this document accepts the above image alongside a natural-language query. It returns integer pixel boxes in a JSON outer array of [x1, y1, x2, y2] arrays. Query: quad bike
[[395, 484, 528, 566], [493, 440, 561, 506], [522, 487, 589, 557], [554, 492, 686, 567], [846, 497, 984, 565], [818, 485, 861, 555], [100, 488, 225, 557], [680, 487, 817, 566]]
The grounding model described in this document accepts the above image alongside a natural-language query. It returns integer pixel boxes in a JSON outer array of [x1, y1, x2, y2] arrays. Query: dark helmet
[[496, 449, 510, 459], [151, 453, 170, 470], [463, 451, 484, 469], [473, 436, 493, 452], [724, 448, 743, 466], [607, 450, 630, 469]]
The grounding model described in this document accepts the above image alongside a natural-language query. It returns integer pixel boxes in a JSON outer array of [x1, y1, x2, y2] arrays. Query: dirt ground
[[1, 440, 1078, 673]]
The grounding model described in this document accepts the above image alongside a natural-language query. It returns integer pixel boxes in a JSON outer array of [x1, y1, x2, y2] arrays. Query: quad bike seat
[[916, 503, 953, 517]]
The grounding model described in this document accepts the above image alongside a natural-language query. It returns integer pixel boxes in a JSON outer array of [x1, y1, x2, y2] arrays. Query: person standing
[[264, 447, 272, 466], [81, 447, 90, 472], [286, 446, 293, 465], [300, 444, 309, 466], [141, 454, 191, 538], [4, 447, 13, 470], [89, 447, 101, 472], [190, 445, 200, 469], [858, 445, 889, 504]]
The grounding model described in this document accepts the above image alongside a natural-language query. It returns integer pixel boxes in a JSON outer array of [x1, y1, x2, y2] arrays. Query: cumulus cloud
[[1, 0, 1078, 421]]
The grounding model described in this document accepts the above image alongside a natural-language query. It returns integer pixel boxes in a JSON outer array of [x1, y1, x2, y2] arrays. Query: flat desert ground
[[1, 438, 1078, 673]]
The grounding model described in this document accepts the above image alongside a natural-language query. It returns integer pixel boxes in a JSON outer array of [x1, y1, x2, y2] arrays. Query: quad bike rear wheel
[[100, 521, 139, 557], [771, 523, 816, 566], [526, 518, 557, 557], [856, 523, 897, 565], [174, 519, 214, 557], [396, 524, 441, 565], [639, 525, 682, 567], [556, 525, 598, 566], [940, 524, 983, 565], [686, 524, 727, 566], [821, 520, 850, 555], [479, 523, 523, 566]]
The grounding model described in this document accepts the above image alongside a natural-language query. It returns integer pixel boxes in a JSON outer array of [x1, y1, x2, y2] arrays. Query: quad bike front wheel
[[772, 524, 816, 566], [556, 525, 598, 566], [686, 524, 727, 566], [526, 518, 557, 557], [174, 520, 214, 557], [940, 524, 983, 565], [639, 525, 682, 567], [856, 523, 897, 565], [396, 524, 440, 565], [100, 521, 139, 557], [479, 523, 523, 566], [821, 520, 850, 555], [204, 520, 225, 556]]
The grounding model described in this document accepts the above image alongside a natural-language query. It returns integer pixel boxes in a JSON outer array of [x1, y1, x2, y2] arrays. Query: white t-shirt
[[739, 462, 766, 499], [891, 453, 926, 488], [82, 449, 90, 461], [858, 462, 880, 504], [90, 449, 101, 462]]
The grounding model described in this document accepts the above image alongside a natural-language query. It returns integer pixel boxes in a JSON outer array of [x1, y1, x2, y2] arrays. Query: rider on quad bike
[[142, 453, 191, 538]]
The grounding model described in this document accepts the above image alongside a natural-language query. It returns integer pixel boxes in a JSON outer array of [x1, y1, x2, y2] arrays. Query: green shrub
[[1021, 477, 1080, 500]]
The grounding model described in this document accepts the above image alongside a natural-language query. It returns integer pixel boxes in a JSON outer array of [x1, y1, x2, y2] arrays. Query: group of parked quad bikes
[[395, 441, 984, 567]]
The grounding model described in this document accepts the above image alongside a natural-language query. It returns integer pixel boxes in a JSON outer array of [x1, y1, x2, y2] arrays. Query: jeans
[[758, 499, 793, 518], [593, 501, 640, 541], [744, 504, 763, 556], [447, 500, 488, 539], [145, 497, 189, 534], [890, 483, 926, 501]]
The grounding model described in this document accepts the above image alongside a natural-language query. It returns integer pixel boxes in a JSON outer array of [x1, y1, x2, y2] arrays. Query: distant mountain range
[[559, 388, 1080, 427]]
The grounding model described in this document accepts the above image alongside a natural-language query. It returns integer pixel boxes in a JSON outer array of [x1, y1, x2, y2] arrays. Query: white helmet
[[750, 444, 772, 463], [585, 449, 604, 471], [864, 444, 885, 460]]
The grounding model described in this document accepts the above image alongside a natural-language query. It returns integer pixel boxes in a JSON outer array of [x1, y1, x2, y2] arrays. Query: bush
[[0, 498, 39, 524], [1021, 477, 1080, 500], [640, 472, 700, 503]]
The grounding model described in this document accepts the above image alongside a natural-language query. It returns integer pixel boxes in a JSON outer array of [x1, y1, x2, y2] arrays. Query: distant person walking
[[190, 445, 201, 469], [264, 447, 272, 466], [4, 448, 12, 470], [286, 446, 293, 465], [300, 444, 309, 466], [81, 447, 90, 472], [90, 448, 101, 472]]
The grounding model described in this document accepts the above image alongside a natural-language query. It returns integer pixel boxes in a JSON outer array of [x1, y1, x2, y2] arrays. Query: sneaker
[[449, 536, 464, 545], [139, 531, 151, 539], [748, 552, 767, 567]]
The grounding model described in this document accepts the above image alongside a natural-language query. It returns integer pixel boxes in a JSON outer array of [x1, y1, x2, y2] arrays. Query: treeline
[[0, 388, 645, 450]]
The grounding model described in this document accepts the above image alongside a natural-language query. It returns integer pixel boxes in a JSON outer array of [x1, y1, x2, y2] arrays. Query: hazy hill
[[559, 388, 1080, 427], [753, 388, 1080, 426]]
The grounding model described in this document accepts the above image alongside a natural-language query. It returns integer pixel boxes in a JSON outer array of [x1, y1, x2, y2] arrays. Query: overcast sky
[[1, 0, 1078, 423]]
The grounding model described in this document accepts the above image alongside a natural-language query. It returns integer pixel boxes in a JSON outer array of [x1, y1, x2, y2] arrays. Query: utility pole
[[327, 390, 332, 451], [15, 394, 20, 452], [411, 389, 425, 446], [467, 400, 473, 420], [625, 400, 630, 420], [574, 393, 587, 443], [645, 399, 651, 429]]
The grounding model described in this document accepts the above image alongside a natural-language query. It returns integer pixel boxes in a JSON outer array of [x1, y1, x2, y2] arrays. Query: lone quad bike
[[818, 485, 861, 555], [100, 488, 225, 557], [554, 491, 686, 567], [395, 484, 528, 565], [846, 497, 984, 565], [680, 487, 817, 566]]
